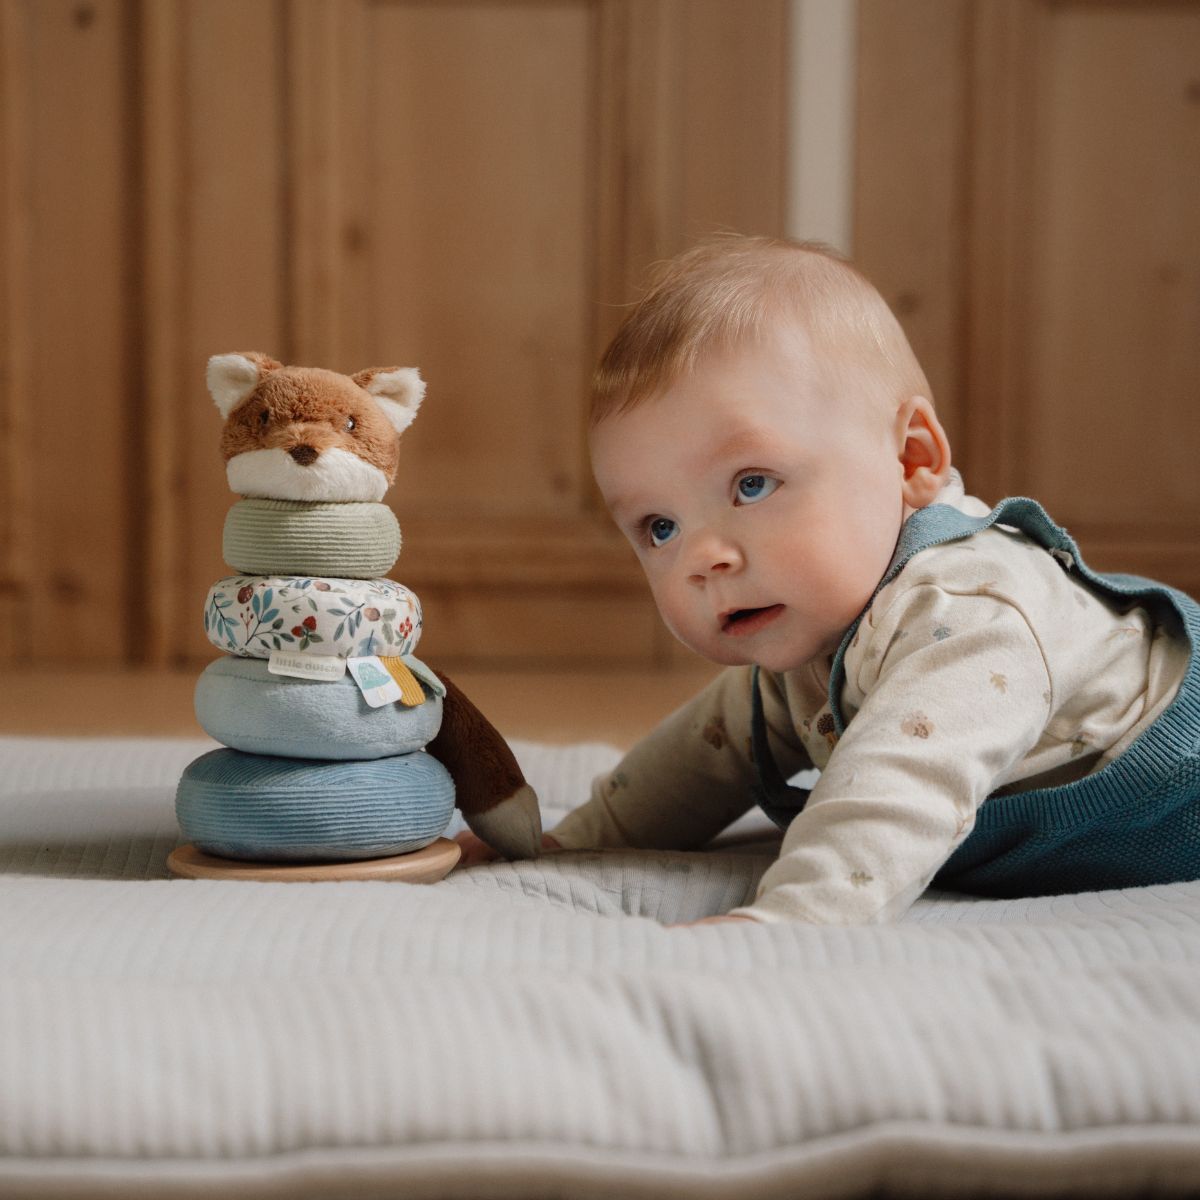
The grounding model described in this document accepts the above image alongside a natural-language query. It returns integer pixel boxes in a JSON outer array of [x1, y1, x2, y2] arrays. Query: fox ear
[[207, 352, 282, 419], [353, 366, 425, 435]]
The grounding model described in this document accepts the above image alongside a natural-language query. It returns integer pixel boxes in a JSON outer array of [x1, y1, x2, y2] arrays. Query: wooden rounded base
[[166, 837, 461, 883]]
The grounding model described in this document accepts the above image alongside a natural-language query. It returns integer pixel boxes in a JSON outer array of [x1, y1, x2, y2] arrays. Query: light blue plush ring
[[176, 748, 456, 861], [195, 656, 442, 760]]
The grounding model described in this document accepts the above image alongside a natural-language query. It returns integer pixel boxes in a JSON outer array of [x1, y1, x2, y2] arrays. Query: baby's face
[[590, 324, 908, 672]]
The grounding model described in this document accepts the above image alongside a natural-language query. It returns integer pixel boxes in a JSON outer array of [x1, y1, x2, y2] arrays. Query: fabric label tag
[[377, 657, 428, 707], [400, 654, 446, 698], [347, 656, 404, 708], [267, 650, 347, 682]]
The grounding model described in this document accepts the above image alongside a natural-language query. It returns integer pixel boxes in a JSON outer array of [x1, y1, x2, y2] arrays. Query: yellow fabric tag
[[378, 656, 426, 707]]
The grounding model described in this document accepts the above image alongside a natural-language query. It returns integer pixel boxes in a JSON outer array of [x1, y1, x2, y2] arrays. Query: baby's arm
[[731, 585, 1052, 925], [550, 665, 812, 852]]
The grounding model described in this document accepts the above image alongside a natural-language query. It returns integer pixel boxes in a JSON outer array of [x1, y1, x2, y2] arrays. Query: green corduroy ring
[[223, 498, 402, 579]]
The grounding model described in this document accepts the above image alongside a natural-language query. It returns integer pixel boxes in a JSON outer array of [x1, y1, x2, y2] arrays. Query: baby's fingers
[[453, 830, 562, 867], [453, 830, 499, 866]]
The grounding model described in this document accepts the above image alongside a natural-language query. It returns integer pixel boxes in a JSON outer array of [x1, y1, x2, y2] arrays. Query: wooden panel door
[[0, 0, 786, 668], [274, 0, 788, 668], [856, 0, 1200, 596], [0, 0, 134, 665], [326, 0, 635, 667], [145, 0, 787, 669]]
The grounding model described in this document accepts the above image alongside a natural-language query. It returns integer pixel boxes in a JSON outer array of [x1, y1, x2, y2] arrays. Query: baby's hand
[[453, 830, 497, 866], [453, 830, 560, 866]]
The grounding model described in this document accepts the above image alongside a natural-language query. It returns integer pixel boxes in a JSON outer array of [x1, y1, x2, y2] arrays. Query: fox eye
[[345, 416, 357, 432], [258, 409, 270, 427]]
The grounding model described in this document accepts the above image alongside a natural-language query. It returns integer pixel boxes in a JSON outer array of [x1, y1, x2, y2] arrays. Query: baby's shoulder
[[874, 523, 1084, 625]]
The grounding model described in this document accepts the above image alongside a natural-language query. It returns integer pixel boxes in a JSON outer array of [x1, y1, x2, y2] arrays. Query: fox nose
[[289, 445, 319, 466]]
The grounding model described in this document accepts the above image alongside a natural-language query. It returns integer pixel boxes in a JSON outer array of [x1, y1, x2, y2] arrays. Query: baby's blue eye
[[647, 517, 679, 548], [736, 474, 779, 504]]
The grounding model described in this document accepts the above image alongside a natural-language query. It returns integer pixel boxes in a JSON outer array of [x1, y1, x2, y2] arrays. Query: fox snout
[[270, 420, 330, 463]]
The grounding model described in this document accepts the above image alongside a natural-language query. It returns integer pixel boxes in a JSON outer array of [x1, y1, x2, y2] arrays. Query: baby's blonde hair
[[591, 234, 932, 426]]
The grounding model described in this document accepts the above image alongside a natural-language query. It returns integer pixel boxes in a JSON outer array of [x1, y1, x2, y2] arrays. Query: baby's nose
[[687, 537, 743, 582]]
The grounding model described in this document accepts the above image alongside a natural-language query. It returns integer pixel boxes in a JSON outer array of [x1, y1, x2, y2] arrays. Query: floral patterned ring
[[203, 575, 421, 660]]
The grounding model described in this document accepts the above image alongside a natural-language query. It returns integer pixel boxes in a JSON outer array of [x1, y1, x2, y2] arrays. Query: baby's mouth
[[720, 604, 785, 636]]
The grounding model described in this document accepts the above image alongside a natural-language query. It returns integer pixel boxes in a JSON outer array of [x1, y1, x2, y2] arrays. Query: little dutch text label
[[267, 651, 347, 682]]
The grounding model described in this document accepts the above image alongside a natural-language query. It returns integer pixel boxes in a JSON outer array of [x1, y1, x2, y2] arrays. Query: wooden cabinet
[[3, 0, 1197, 671], [1, 0, 133, 665], [0, 0, 786, 667], [856, 0, 1200, 596]]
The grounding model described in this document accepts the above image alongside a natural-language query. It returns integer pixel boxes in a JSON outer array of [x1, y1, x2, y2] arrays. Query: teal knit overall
[[749, 497, 1200, 897]]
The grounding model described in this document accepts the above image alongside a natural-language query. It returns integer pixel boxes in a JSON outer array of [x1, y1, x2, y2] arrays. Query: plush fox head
[[207, 352, 425, 502]]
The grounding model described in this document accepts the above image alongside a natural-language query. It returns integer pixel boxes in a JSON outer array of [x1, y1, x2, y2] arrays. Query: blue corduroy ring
[[176, 748, 456, 861]]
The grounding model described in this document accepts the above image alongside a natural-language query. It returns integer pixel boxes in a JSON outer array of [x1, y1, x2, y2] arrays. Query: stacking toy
[[169, 353, 543, 882]]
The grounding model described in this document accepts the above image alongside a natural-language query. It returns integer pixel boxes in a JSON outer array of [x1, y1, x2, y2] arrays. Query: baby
[[457, 234, 1199, 925]]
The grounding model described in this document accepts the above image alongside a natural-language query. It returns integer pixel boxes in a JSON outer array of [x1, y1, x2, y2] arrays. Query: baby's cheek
[[828, 553, 886, 621], [649, 583, 698, 646], [649, 582, 682, 630], [783, 533, 876, 621]]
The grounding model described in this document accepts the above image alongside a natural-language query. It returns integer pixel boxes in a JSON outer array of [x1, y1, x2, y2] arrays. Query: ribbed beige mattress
[[1, 735, 1199, 1198]]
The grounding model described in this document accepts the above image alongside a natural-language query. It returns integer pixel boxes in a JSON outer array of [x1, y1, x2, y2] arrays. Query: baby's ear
[[353, 366, 425, 434], [207, 352, 282, 419], [897, 395, 952, 509]]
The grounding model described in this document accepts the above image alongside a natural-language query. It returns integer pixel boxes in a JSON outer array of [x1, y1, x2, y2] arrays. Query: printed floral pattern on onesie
[[736, 563, 1056, 926]]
